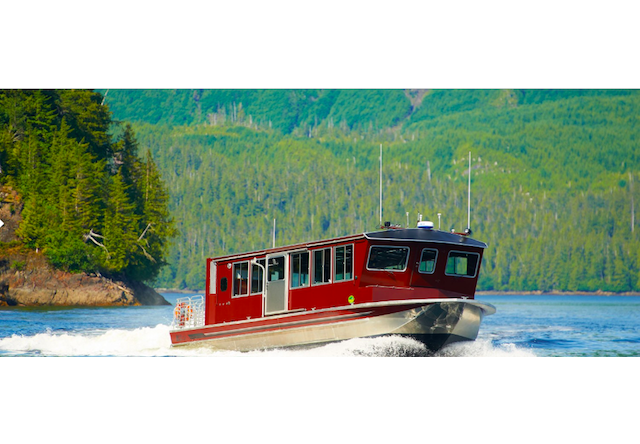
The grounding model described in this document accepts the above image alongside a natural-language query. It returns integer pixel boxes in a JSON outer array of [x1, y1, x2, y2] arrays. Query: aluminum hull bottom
[[171, 300, 493, 353]]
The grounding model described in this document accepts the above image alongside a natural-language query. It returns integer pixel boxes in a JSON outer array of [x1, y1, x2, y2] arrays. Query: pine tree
[[43, 121, 104, 271], [610, 246, 630, 292], [102, 168, 139, 273], [56, 89, 112, 160], [111, 123, 140, 201], [47, 120, 77, 227], [133, 148, 177, 280]]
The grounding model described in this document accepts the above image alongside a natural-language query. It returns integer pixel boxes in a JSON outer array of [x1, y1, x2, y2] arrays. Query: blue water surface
[[476, 294, 640, 357], [1, 293, 639, 356]]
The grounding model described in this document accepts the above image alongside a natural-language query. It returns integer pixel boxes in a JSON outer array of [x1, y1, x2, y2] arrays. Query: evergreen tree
[[70, 141, 105, 234], [102, 168, 139, 273], [47, 120, 78, 227], [43, 121, 103, 271], [56, 89, 112, 160], [134, 148, 177, 280], [111, 123, 140, 202]]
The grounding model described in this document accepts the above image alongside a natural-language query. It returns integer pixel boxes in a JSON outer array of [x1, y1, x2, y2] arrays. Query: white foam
[[435, 338, 537, 357], [0, 325, 189, 357], [247, 335, 432, 357], [0, 326, 536, 357]]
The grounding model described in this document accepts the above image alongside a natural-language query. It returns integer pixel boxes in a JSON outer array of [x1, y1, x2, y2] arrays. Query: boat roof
[[209, 233, 366, 262], [209, 228, 486, 263], [364, 228, 487, 249]]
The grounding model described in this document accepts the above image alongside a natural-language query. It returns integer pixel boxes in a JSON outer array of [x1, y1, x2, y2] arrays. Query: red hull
[[170, 298, 495, 351], [172, 300, 420, 345]]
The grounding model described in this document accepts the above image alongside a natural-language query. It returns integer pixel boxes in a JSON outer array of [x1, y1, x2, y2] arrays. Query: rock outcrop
[[0, 248, 170, 306]]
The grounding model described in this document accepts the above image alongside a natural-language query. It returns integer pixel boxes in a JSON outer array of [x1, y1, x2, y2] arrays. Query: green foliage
[[44, 230, 96, 272], [103, 168, 139, 272], [0, 89, 176, 282], [100, 89, 415, 135], [106, 89, 640, 293], [11, 260, 25, 271]]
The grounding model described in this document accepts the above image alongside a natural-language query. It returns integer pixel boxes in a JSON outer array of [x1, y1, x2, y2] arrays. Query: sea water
[[1, 293, 638, 357], [478, 294, 640, 357]]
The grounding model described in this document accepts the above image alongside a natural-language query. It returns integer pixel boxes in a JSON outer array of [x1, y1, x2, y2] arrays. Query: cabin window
[[268, 256, 285, 282], [334, 244, 353, 281], [367, 246, 409, 271], [290, 252, 310, 289], [419, 249, 438, 274], [313, 248, 332, 285], [220, 277, 228, 292], [445, 251, 480, 278], [251, 259, 265, 294], [232, 261, 249, 296]]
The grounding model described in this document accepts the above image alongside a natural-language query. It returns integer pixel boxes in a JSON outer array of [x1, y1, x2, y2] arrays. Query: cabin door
[[265, 254, 287, 315]]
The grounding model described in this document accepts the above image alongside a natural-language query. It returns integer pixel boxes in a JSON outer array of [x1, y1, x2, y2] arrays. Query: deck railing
[[172, 295, 205, 329]]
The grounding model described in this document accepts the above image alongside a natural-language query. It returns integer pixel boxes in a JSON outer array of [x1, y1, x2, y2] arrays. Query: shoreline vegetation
[[0, 90, 175, 307]]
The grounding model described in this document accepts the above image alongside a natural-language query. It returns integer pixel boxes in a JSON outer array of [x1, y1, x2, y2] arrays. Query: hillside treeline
[[0, 90, 175, 281], [11, 88, 634, 293], [105, 89, 640, 292]]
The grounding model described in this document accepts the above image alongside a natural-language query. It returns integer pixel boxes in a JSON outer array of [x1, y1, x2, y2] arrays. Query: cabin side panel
[[358, 240, 484, 299], [287, 239, 370, 311], [408, 243, 484, 297]]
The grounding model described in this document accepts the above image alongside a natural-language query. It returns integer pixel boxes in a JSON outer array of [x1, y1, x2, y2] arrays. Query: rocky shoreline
[[0, 247, 169, 307], [0, 186, 169, 307]]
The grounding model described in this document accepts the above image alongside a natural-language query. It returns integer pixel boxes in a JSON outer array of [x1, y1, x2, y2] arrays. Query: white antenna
[[272, 218, 276, 248], [467, 151, 471, 231], [101, 89, 109, 106], [379, 144, 383, 227]]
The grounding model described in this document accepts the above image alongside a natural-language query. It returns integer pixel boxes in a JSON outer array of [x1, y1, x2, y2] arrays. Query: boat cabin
[[203, 227, 487, 326]]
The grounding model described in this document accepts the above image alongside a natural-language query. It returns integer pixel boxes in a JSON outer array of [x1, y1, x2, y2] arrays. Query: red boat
[[170, 222, 495, 352]]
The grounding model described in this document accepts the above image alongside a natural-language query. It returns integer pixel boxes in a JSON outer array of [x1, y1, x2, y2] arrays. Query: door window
[[232, 261, 249, 296], [268, 256, 285, 281]]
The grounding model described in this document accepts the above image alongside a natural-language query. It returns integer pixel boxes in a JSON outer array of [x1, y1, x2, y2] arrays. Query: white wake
[[0, 324, 536, 357]]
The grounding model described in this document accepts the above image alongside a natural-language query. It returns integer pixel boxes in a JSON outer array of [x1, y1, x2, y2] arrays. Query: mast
[[379, 144, 383, 227], [100, 89, 109, 106], [631, 172, 635, 233], [467, 151, 471, 231]]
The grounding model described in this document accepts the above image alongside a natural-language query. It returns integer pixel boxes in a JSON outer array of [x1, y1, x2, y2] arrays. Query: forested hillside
[[0, 90, 175, 282], [103, 89, 640, 292]]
